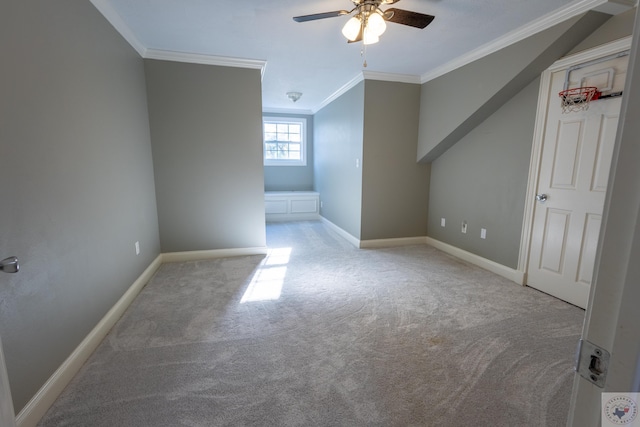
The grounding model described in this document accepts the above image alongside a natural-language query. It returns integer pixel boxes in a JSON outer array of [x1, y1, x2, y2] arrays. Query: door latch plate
[[575, 339, 609, 388]]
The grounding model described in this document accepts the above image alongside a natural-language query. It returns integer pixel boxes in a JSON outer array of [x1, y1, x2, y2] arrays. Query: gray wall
[[145, 60, 266, 252], [0, 0, 160, 412], [314, 82, 365, 239], [570, 7, 636, 54], [427, 78, 540, 268], [417, 12, 609, 163], [425, 11, 636, 270], [361, 81, 430, 240], [263, 113, 314, 191], [1, 1, 633, 417]]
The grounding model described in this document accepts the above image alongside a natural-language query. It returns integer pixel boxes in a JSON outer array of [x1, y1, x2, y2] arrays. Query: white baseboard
[[266, 213, 320, 222], [320, 217, 429, 249], [319, 217, 360, 248], [360, 236, 428, 249], [17, 236, 522, 426], [161, 247, 268, 263], [425, 237, 525, 285], [16, 244, 271, 427], [16, 255, 163, 427]]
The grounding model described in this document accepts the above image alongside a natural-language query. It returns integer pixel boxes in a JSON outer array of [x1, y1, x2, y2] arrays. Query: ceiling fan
[[293, 0, 435, 45]]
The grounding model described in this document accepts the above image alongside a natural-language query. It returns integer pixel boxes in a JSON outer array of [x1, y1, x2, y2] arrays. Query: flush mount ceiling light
[[293, 0, 435, 46], [287, 92, 302, 102]]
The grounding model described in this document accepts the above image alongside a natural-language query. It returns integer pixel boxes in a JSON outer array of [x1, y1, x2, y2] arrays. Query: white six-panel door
[[527, 55, 628, 309]]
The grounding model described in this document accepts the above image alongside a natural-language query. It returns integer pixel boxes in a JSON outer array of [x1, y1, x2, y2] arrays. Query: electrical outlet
[[135, 241, 140, 255], [481, 228, 487, 239], [320, 201, 323, 208], [441, 218, 446, 227], [461, 221, 467, 234]]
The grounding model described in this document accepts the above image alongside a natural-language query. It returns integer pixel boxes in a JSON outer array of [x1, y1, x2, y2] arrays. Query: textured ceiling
[[97, 0, 619, 112]]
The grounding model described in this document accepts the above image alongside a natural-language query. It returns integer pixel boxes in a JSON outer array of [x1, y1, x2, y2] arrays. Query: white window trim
[[263, 116, 307, 167]]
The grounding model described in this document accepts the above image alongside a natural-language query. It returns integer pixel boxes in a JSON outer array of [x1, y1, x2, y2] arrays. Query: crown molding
[[90, 0, 146, 56], [92, 0, 632, 114], [144, 49, 267, 78], [313, 70, 421, 113], [90, 1, 267, 77], [362, 71, 421, 84], [313, 73, 365, 113], [262, 107, 315, 115], [420, 0, 614, 83]]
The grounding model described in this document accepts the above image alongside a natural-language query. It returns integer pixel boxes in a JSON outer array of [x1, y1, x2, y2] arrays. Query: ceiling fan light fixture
[[367, 12, 386, 37], [341, 16, 361, 41], [363, 25, 380, 45], [294, 1, 436, 58]]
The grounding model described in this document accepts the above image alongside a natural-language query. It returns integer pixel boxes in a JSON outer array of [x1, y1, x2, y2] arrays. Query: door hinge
[[575, 339, 610, 388]]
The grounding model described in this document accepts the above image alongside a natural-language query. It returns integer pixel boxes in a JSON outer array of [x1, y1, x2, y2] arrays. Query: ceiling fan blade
[[293, 10, 350, 23], [385, 8, 435, 29]]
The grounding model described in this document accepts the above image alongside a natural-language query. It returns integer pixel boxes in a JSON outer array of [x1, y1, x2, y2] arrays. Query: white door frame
[[568, 5, 640, 425], [517, 36, 632, 280]]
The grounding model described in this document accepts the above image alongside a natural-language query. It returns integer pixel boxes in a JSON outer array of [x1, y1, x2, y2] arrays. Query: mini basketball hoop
[[558, 86, 601, 113]]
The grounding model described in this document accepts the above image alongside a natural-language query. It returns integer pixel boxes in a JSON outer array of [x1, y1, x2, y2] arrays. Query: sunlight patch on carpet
[[240, 247, 292, 303]]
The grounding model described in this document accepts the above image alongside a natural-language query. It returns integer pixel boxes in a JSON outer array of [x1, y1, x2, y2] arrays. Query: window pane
[[289, 133, 300, 142], [289, 124, 301, 134], [263, 118, 305, 165]]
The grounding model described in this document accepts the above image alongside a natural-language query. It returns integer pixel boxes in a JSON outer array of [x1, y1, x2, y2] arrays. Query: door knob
[[536, 194, 548, 203], [0, 256, 19, 274]]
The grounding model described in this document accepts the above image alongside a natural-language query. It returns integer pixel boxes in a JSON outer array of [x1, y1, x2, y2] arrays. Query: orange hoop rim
[[558, 86, 601, 101]]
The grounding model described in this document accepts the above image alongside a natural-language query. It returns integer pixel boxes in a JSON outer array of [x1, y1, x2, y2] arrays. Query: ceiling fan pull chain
[[361, 44, 368, 68]]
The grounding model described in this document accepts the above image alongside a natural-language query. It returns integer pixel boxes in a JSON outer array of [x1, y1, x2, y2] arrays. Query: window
[[263, 117, 306, 166]]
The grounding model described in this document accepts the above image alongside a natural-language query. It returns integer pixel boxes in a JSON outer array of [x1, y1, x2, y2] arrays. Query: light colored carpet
[[38, 220, 583, 426]]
